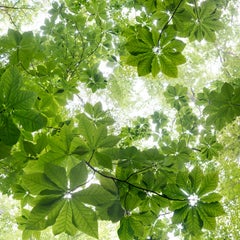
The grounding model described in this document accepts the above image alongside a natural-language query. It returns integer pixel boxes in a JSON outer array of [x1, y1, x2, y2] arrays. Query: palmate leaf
[[125, 26, 186, 77], [164, 84, 189, 110], [200, 135, 223, 160], [203, 83, 240, 130]]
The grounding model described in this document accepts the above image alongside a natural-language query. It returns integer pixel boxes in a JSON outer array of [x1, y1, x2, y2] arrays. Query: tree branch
[[85, 160, 184, 201], [158, 0, 185, 42], [0, 5, 32, 10]]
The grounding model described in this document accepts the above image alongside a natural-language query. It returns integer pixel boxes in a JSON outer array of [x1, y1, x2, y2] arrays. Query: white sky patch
[[21, 10, 50, 32], [167, 232, 182, 240], [207, 57, 222, 76], [99, 60, 114, 77]]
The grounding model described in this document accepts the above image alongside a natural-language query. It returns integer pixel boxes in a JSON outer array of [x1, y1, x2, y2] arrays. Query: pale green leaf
[[44, 163, 67, 190], [52, 201, 77, 236], [73, 184, 116, 206], [69, 161, 88, 190], [22, 173, 61, 194], [71, 199, 98, 239]]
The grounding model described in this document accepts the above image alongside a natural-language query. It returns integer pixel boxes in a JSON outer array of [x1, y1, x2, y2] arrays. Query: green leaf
[[0, 141, 12, 158], [151, 56, 161, 77], [44, 163, 67, 190], [18, 31, 36, 68], [6, 29, 22, 47], [23, 141, 36, 156], [159, 55, 178, 78], [0, 67, 22, 102], [163, 184, 187, 200], [0, 118, 20, 145], [185, 208, 202, 235], [172, 205, 189, 224], [52, 201, 77, 236], [137, 54, 153, 76], [9, 91, 36, 110], [200, 193, 222, 203], [198, 172, 219, 196], [97, 135, 120, 148], [69, 161, 88, 190], [176, 171, 189, 190], [26, 197, 64, 230], [118, 217, 134, 240], [77, 113, 96, 148], [126, 40, 151, 55], [170, 200, 188, 211], [189, 166, 203, 192], [71, 199, 98, 239], [106, 200, 125, 222], [198, 202, 225, 217], [95, 151, 113, 169], [73, 184, 116, 206], [22, 173, 61, 194], [14, 110, 47, 131], [197, 206, 216, 230]]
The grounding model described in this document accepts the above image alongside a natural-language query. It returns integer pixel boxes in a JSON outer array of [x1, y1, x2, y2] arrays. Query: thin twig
[[85, 160, 184, 201], [0, 5, 32, 10], [158, 0, 185, 42]]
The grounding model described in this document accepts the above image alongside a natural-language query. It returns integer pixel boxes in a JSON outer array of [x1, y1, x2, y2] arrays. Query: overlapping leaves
[[0, 67, 47, 145], [125, 26, 186, 77], [203, 83, 240, 130], [21, 162, 117, 238], [164, 166, 225, 236], [173, 0, 224, 42]]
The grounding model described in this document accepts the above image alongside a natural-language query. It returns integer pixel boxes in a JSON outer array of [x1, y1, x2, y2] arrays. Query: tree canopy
[[0, 0, 239, 239]]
